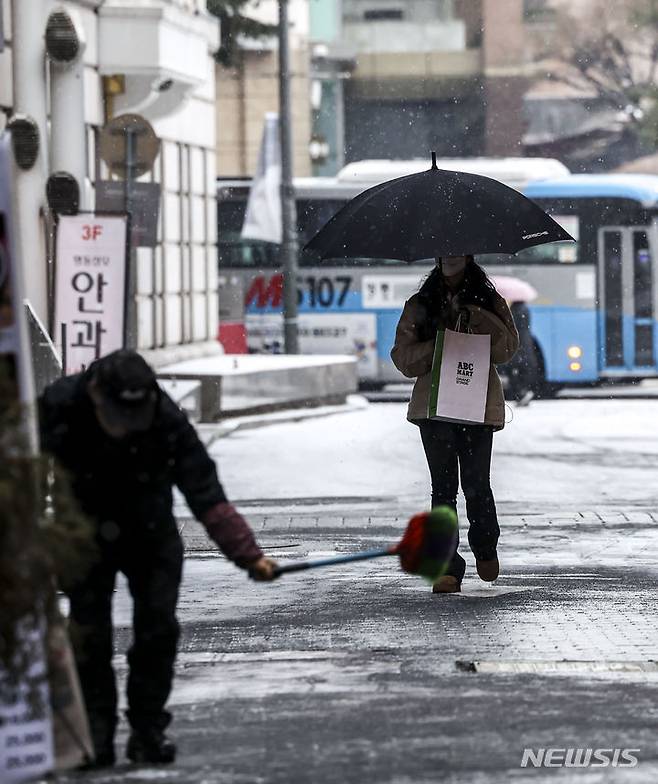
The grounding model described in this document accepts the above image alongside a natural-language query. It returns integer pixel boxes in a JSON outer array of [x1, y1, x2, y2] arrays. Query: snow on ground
[[209, 402, 429, 510], [159, 354, 356, 376], [209, 398, 658, 512], [495, 398, 658, 507], [97, 397, 658, 784]]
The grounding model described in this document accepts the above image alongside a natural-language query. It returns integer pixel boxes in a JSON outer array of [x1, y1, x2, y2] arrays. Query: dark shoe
[[83, 715, 117, 769], [78, 747, 115, 770], [432, 575, 461, 593], [127, 728, 176, 764], [476, 556, 499, 582]]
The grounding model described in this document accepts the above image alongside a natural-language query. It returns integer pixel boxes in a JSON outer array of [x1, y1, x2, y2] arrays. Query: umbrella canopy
[[490, 275, 538, 303], [305, 153, 574, 261]]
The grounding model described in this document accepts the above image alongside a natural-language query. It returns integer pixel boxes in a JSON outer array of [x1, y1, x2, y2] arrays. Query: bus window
[[513, 215, 579, 264], [482, 215, 579, 265], [633, 230, 653, 365], [602, 230, 624, 367], [297, 199, 405, 267], [218, 201, 278, 268], [512, 240, 577, 264], [297, 200, 344, 244]]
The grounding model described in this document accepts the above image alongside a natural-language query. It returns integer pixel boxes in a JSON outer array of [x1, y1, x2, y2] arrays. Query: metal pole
[[124, 129, 138, 349], [278, 0, 299, 354]]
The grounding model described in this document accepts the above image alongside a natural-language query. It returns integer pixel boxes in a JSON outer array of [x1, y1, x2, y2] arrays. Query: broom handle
[[272, 547, 395, 577]]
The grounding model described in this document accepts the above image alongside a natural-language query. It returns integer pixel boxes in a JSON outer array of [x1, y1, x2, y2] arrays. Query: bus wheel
[[359, 380, 386, 392]]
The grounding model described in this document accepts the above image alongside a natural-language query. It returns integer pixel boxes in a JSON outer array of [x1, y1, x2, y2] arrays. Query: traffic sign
[[99, 113, 160, 179]]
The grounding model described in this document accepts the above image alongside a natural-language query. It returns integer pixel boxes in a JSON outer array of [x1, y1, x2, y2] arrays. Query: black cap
[[88, 350, 158, 432]]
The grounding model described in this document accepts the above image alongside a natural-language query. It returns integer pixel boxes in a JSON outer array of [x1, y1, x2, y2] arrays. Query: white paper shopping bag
[[428, 328, 491, 423]]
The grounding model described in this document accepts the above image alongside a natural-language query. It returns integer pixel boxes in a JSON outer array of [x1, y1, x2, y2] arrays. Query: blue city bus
[[217, 164, 658, 392], [521, 174, 658, 388]]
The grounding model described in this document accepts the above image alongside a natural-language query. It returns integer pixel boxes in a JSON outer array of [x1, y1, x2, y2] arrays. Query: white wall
[[0, 0, 220, 358]]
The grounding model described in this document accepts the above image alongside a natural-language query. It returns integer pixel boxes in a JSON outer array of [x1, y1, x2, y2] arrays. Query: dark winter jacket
[[38, 372, 263, 566]]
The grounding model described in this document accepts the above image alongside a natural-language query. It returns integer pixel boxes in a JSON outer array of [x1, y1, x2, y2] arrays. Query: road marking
[[457, 660, 658, 676], [509, 573, 620, 580]]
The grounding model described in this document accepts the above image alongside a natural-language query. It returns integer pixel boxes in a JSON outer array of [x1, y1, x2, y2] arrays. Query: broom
[[272, 505, 458, 582]]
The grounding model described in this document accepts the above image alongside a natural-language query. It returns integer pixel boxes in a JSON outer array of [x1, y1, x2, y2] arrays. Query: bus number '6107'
[[245, 274, 352, 309]]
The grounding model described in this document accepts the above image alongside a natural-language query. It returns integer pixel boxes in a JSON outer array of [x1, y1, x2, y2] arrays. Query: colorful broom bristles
[[394, 505, 458, 582]]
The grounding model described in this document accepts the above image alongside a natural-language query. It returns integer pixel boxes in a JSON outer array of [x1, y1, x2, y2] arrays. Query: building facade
[[340, 0, 529, 163], [215, 0, 312, 177], [0, 0, 220, 366]]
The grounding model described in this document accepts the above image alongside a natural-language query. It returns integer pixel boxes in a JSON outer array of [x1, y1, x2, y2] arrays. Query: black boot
[[126, 727, 176, 764], [78, 747, 116, 770], [79, 718, 116, 769]]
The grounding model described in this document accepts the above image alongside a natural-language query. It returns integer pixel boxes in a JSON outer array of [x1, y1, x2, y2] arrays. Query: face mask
[[440, 257, 467, 276]]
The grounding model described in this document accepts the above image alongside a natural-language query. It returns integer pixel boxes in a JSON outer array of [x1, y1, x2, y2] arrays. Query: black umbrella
[[304, 153, 574, 261]]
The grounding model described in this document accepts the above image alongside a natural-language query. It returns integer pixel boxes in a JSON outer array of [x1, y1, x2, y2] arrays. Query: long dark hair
[[418, 256, 497, 313]]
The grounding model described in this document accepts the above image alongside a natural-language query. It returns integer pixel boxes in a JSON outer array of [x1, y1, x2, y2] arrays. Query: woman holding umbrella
[[303, 153, 573, 592], [391, 256, 519, 593]]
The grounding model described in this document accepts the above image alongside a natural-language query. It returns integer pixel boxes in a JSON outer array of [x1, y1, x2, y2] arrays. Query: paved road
[[63, 400, 658, 783]]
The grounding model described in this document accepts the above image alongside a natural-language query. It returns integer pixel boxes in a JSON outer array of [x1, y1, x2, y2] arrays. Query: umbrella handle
[[272, 547, 396, 578]]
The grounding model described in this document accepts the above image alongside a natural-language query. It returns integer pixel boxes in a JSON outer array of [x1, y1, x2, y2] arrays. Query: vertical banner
[[241, 113, 282, 244], [0, 135, 54, 782], [54, 214, 128, 374], [0, 626, 55, 783]]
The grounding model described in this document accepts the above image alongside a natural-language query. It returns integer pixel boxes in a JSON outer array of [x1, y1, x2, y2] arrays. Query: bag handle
[[454, 312, 472, 335]]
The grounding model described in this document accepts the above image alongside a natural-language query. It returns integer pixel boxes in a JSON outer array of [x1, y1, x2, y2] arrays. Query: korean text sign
[[55, 215, 128, 374]]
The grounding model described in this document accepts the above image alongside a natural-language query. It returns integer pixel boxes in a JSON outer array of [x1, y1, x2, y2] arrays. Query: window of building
[[363, 9, 404, 21]]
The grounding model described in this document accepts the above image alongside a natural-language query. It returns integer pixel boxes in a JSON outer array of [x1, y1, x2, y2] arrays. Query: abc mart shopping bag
[[428, 328, 491, 423]]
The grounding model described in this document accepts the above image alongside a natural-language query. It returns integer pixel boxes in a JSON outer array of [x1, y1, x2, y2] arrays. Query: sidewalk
[[174, 506, 658, 666], [55, 397, 658, 782], [60, 503, 658, 783]]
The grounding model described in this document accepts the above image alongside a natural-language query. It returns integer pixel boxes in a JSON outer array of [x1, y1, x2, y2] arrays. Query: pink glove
[[200, 502, 264, 568]]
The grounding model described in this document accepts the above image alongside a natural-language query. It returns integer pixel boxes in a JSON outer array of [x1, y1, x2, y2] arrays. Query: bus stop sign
[[99, 114, 160, 179]]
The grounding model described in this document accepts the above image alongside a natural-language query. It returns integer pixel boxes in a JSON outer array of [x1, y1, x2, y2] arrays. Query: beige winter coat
[[391, 290, 519, 429]]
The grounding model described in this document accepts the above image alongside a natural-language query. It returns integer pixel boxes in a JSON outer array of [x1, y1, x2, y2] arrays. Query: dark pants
[[419, 420, 499, 582], [67, 524, 184, 752]]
